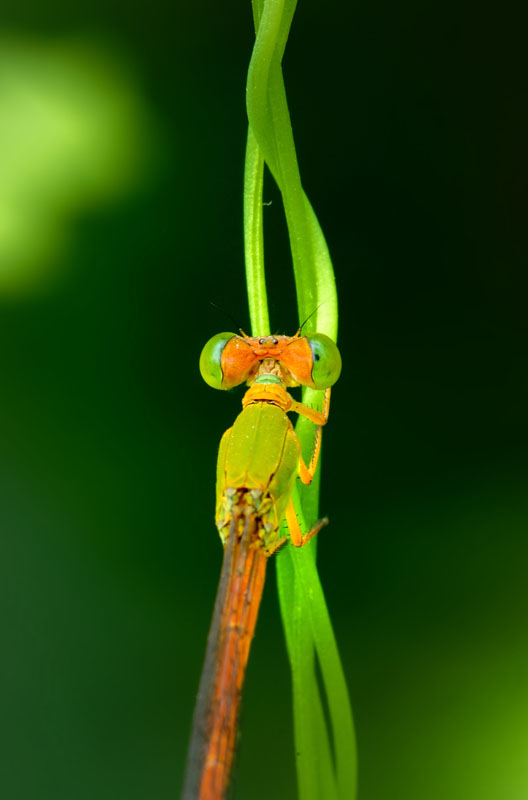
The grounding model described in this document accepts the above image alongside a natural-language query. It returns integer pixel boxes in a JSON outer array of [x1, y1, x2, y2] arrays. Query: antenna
[[298, 301, 326, 334], [209, 301, 246, 335]]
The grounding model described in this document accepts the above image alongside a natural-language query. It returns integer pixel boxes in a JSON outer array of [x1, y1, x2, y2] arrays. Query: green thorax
[[215, 402, 300, 552]]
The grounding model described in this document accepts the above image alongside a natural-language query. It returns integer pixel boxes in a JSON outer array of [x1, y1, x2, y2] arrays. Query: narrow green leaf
[[243, 126, 270, 336], [243, 1, 357, 799], [286, 488, 357, 798]]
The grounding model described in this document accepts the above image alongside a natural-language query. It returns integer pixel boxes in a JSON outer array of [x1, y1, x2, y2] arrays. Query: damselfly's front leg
[[289, 388, 331, 485], [280, 390, 332, 549]]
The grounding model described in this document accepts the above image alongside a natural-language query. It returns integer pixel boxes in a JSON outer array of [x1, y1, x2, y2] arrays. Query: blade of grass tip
[[244, 126, 270, 336]]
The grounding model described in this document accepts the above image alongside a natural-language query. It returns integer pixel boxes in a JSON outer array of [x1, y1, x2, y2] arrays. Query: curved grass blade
[[244, 1, 357, 798], [243, 126, 270, 336]]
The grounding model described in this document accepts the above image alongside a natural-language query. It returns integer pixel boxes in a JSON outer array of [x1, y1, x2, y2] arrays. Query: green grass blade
[[277, 567, 333, 800], [248, 0, 337, 335], [243, 126, 270, 336], [286, 487, 358, 798], [244, 1, 357, 798], [277, 539, 338, 800]]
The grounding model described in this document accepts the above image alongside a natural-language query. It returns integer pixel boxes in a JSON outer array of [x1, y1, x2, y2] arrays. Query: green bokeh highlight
[[0, 35, 157, 293], [0, 3, 527, 800]]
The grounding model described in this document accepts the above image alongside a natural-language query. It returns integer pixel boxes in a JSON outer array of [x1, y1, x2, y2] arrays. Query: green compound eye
[[199, 332, 236, 390], [306, 333, 342, 389]]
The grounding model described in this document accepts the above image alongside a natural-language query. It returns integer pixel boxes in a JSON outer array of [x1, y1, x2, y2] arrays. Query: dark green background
[[1, 1, 527, 798]]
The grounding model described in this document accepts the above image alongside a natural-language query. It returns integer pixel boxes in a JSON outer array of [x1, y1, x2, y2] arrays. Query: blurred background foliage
[[0, 2, 526, 799], [0, 36, 156, 292]]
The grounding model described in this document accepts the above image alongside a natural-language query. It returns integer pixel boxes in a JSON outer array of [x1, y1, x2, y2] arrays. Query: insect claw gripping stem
[[285, 499, 329, 548]]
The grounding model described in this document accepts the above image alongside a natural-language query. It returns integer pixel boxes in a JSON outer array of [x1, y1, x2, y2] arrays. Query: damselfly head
[[199, 331, 341, 391]]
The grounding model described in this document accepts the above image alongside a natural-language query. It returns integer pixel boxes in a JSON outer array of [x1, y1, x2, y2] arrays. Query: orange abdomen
[[182, 513, 267, 800]]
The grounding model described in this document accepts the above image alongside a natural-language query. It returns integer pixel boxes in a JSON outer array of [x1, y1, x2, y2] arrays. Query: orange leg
[[288, 387, 331, 427], [293, 388, 331, 485], [286, 499, 329, 547], [265, 535, 289, 556]]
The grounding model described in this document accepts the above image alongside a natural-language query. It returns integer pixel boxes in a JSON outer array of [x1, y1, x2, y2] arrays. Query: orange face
[[200, 329, 341, 392], [221, 333, 315, 389]]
